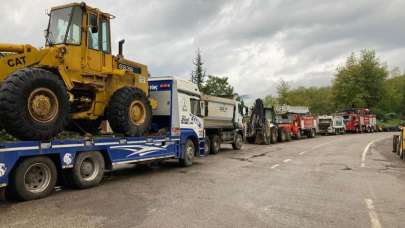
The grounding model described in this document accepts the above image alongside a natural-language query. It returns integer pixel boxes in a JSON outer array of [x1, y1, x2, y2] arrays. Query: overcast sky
[[1, 0, 405, 99]]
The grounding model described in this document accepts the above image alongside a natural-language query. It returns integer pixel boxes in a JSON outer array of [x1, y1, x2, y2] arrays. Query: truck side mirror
[[199, 101, 205, 117]]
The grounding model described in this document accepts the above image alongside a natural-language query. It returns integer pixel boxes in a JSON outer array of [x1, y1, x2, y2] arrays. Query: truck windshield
[[46, 6, 82, 45]]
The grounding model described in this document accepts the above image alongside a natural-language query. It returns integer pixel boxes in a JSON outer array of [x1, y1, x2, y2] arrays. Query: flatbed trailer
[[0, 77, 205, 201]]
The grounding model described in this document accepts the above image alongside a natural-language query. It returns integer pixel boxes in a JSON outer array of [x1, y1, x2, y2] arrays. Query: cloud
[[1, 0, 404, 100]]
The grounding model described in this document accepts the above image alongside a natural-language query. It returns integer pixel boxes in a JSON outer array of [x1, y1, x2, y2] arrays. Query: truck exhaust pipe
[[118, 39, 125, 57]]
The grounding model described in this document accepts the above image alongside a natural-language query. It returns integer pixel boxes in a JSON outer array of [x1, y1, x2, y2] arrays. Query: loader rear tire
[[0, 68, 69, 140], [107, 87, 151, 136]]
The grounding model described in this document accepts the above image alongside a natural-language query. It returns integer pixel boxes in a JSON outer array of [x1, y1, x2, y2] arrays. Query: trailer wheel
[[204, 137, 211, 156], [9, 157, 57, 201], [69, 152, 105, 189], [232, 133, 243, 150], [210, 135, 221, 154], [179, 139, 195, 167]]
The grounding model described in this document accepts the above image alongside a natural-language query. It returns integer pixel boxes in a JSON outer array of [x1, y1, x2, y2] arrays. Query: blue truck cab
[[0, 77, 204, 201]]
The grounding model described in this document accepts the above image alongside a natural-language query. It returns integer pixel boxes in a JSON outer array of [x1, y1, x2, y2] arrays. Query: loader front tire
[[107, 87, 151, 136], [0, 68, 69, 140]]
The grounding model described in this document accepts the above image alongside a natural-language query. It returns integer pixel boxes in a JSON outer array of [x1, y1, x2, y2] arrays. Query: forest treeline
[[264, 49, 405, 121]]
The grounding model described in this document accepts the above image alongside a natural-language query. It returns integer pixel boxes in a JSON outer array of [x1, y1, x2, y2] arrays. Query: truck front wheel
[[180, 139, 195, 167], [9, 157, 57, 201], [204, 137, 211, 156], [0, 68, 69, 140], [107, 87, 152, 136], [232, 133, 243, 150]]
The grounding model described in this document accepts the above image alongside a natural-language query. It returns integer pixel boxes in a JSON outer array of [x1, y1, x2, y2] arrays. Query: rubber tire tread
[[0, 68, 69, 140], [210, 135, 221, 154], [70, 152, 105, 189], [106, 87, 151, 136], [232, 133, 243, 150], [179, 139, 195, 167], [8, 157, 57, 201]]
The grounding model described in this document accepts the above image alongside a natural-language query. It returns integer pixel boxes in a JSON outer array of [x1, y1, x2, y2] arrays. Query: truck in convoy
[[0, 77, 204, 201], [245, 99, 289, 144], [275, 105, 317, 139], [341, 108, 377, 133], [201, 94, 245, 154], [317, 115, 345, 135]]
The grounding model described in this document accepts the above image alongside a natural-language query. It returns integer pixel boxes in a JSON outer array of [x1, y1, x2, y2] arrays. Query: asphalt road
[[1, 132, 404, 228]]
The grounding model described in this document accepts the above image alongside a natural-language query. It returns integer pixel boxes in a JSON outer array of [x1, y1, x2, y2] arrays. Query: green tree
[[332, 49, 388, 110], [191, 49, 206, 90], [264, 95, 278, 107], [277, 80, 290, 105], [201, 75, 234, 96]]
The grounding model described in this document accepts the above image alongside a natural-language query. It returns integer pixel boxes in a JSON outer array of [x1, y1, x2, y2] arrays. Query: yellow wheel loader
[[0, 3, 155, 140]]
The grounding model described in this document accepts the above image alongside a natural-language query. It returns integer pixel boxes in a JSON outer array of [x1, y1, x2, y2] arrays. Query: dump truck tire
[[278, 128, 286, 142], [286, 130, 292, 141], [232, 133, 243, 150], [210, 135, 221, 154], [204, 137, 211, 156], [270, 128, 278, 144], [107, 87, 151, 136], [0, 68, 69, 140]]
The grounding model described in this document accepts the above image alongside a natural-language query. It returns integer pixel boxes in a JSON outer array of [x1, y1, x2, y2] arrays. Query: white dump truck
[[201, 95, 245, 154], [317, 115, 345, 135]]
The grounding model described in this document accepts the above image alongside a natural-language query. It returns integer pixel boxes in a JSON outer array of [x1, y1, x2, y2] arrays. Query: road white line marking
[[299, 151, 307, 155], [361, 141, 375, 168], [365, 198, 382, 228], [283, 159, 291, 163], [361, 136, 394, 168], [271, 164, 279, 169]]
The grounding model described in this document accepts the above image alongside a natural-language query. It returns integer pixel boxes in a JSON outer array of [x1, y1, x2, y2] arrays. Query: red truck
[[276, 105, 317, 139], [341, 108, 377, 133]]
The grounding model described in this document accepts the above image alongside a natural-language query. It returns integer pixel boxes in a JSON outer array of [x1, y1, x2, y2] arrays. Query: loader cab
[[46, 3, 113, 73]]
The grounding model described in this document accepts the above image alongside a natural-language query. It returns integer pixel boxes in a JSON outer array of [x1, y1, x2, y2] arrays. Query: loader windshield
[[46, 6, 82, 45]]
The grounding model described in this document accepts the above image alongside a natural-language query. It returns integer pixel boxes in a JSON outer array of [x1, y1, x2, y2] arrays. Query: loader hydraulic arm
[[0, 44, 26, 53]]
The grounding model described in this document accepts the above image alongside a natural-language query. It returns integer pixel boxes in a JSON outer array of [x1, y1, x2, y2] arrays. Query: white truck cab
[[149, 77, 205, 155]]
